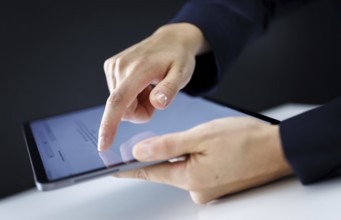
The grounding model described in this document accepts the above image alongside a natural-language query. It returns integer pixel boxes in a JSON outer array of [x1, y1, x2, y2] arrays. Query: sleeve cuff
[[170, 1, 266, 73], [280, 96, 341, 184], [169, 1, 266, 95]]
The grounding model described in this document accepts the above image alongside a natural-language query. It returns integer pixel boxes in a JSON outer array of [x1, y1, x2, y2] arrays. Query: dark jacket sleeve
[[170, 0, 311, 95], [170, 0, 269, 95], [280, 97, 341, 184], [169, 0, 341, 184]]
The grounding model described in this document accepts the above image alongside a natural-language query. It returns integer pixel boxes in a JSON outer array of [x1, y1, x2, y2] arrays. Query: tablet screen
[[27, 93, 268, 181]]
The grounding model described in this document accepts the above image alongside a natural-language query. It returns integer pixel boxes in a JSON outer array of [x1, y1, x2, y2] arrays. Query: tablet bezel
[[23, 121, 163, 190], [22, 95, 279, 191]]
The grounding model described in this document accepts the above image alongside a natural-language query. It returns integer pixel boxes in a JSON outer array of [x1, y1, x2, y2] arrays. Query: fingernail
[[134, 144, 152, 160], [156, 92, 168, 107], [98, 137, 108, 151]]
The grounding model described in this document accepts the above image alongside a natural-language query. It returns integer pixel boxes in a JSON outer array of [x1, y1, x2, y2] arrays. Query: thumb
[[133, 131, 192, 162], [150, 66, 191, 110]]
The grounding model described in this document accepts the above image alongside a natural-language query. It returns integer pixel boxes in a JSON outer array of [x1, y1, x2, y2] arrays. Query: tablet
[[22, 93, 278, 191]]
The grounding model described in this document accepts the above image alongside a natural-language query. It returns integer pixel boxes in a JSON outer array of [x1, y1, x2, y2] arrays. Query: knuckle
[[114, 56, 135, 81], [173, 63, 192, 84], [126, 56, 150, 77], [99, 121, 112, 134], [160, 136, 176, 156], [177, 64, 189, 78], [135, 168, 149, 180], [180, 73, 191, 87], [115, 56, 127, 72], [161, 81, 178, 95], [104, 58, 114, 74], [106, 92, 124, 107], [135, 56, 149, 66]]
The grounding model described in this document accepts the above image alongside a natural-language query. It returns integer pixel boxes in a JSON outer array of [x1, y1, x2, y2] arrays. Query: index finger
[[98, 70, 154, 151], [98, 89, 128, 151]]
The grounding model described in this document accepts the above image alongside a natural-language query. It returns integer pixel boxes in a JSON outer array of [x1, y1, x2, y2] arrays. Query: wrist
[[153, 23, 210, 56], [268, 125, 293, 177]]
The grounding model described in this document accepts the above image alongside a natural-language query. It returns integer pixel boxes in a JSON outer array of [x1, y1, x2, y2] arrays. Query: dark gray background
[[0, 0, 340, 199]]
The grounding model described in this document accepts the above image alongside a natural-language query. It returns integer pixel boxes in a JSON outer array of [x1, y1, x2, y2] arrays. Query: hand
[[115, 117, 293, 204], [98, 23, 209, 151]]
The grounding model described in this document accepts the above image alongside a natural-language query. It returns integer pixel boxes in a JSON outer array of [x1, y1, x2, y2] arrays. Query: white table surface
[[2, 103, 340, 220]]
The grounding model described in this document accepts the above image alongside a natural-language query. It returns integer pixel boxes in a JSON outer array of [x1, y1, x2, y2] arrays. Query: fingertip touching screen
[[28, 93, 270, 181]]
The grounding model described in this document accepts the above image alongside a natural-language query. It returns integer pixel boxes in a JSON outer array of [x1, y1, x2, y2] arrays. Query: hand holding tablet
[[23, 93, 277, 191]]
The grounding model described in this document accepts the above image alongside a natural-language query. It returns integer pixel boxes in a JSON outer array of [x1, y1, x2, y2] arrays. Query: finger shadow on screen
[[98, 131, 156, 167]]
